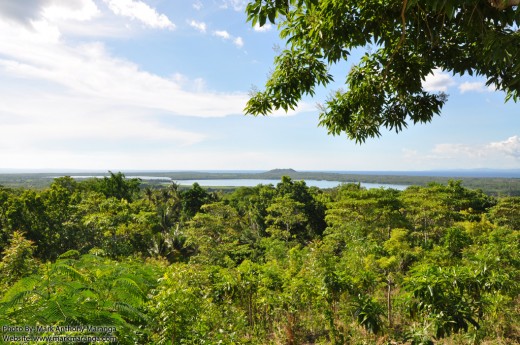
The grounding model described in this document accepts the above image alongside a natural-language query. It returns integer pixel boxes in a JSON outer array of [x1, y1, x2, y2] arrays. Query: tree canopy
[[0, 175, 519, 343], [244, 0, 520, 142]]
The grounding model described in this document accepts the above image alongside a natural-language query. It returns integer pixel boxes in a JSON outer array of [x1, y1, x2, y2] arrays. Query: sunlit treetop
[[244, 0, 520, 143]]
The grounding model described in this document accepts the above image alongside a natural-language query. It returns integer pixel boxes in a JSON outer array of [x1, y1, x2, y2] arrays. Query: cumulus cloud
[[192, 1, 203, 10], [103, 0, 175, 29], [42, 0, 99, 21], [233, 37, 244, 47], [213, 30, 230, 39], [423, 69, 456, 92], [402, 136, 520, 170], [0, 0, 52, 24], [213, 30, 244, 48], [0, 27, 247, 117], [0, 1, 313, 169], [188, 19, 206, 33], [432, 143, 487, 158], [0, 0, 98, 25], [0, 15, 256, 164], [220, 0, 247, 11], [458, 81, 493, 94], [253, 23, 272, 32], [488, 136, 520, 159]]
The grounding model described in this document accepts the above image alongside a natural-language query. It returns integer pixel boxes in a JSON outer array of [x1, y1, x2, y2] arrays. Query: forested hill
[[1, 169, 519, 195], [0, 173, 518, 344]]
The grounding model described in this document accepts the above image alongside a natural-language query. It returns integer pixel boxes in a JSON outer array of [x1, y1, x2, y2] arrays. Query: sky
[[0, 0, 519, 172]]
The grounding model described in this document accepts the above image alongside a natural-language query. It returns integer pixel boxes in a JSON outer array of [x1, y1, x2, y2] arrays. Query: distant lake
[[175, 179, 408, 190], [64, 176, 408, 190]]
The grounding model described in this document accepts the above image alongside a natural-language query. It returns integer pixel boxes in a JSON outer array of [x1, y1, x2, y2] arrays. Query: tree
[[146, 183, 185, 261], [0, 231, 38, 288], [83, 171, 141, 202], [265, 195, 308, 241], [275, 176, 327, 239], [488, 196, 520, 229], [180, 183, 216, 220], [185, 202, 251, 266], [245, 0, 520, 142]]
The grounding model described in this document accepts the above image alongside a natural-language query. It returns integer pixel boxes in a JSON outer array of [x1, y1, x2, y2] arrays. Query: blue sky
[[0, 0, 519, 171]]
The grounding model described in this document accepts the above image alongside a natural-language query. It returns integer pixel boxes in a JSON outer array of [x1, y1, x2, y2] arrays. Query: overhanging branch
[[489, 0, 520, 10]]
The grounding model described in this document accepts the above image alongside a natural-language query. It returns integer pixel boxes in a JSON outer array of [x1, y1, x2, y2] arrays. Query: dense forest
[[0, 172, 518, 344], [1, 170, 520, 196]]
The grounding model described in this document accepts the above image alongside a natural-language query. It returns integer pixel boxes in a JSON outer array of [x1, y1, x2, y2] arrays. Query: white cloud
[[43, 0, 100, 21], [432, 138, 520, 160], [188, 19, 206, 33], [459, 81, 492, 94], [213, 30, 230, 39], [103, 0, 175, 29], [0, 0, 52, 24], [432, 143, 487, 158], [192, 1, 203, 10], [253, 23, 272, 32], [28, 19, 62, 42], [0, 17, 257, 166], [488, 136, 520, 160], [220, 0, 247, 11], [0, 2, 322, 170], [0, 38, 247, 117], [171, 73, 206, 92], [402, 136, 520, 169], [423, 69, 456, 92], [213, 30, 245, 48], [269, 102, 315, 117], [233, 36, 244, 47]]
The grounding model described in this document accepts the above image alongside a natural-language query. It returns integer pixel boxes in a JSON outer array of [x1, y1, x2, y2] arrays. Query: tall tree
[[245, 0, 520, 142]]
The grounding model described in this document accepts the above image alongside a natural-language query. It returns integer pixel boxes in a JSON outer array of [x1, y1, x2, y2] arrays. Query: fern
[[112, 277, 146, 301], [51, 263, 89, 283], [112, 301, 148, 322], [0, 276, 40, 303], [0, 290, 38, 311], [58, 249, 81, 259], [0, 253, 161, 345]]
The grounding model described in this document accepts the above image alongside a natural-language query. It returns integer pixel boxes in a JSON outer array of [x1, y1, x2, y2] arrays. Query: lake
[[64, 175, 408, 190], [175, 179, 408, 190]]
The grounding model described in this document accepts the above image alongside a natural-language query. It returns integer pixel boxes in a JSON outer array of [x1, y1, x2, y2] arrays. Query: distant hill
[[265, 168, 297, 174]]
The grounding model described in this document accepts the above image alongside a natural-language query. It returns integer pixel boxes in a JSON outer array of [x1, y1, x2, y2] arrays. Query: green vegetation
[[0, 173, 518, 344], [1, 169, 519, 196], [244, 0, 520, 142]]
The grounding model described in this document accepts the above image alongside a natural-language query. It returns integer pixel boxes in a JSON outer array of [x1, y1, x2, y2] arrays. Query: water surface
[[176, 179, 408, 190]]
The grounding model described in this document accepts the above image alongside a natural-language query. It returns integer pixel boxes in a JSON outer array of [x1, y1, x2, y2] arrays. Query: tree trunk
[[286, 312, 295, 345], [387, 276, 393, 329]]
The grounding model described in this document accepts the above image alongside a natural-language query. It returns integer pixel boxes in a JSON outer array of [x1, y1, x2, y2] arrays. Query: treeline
[[0, 173, 518, 344], [2, 170, 520, 196]]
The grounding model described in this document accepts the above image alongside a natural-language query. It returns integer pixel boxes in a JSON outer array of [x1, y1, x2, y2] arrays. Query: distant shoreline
[[1, 168, 519, 178], [1, 169, 519, 196]]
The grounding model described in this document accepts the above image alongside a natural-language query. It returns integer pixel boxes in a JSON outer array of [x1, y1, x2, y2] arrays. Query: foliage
[[0, 176, 519, 343], [488, 196, 520, 229], [185, 202, 252, 266], [83, 171, 141, 202], [245, 0, 520, 142], [0, 252, 164, 344], [0, 231, 38, 288]]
